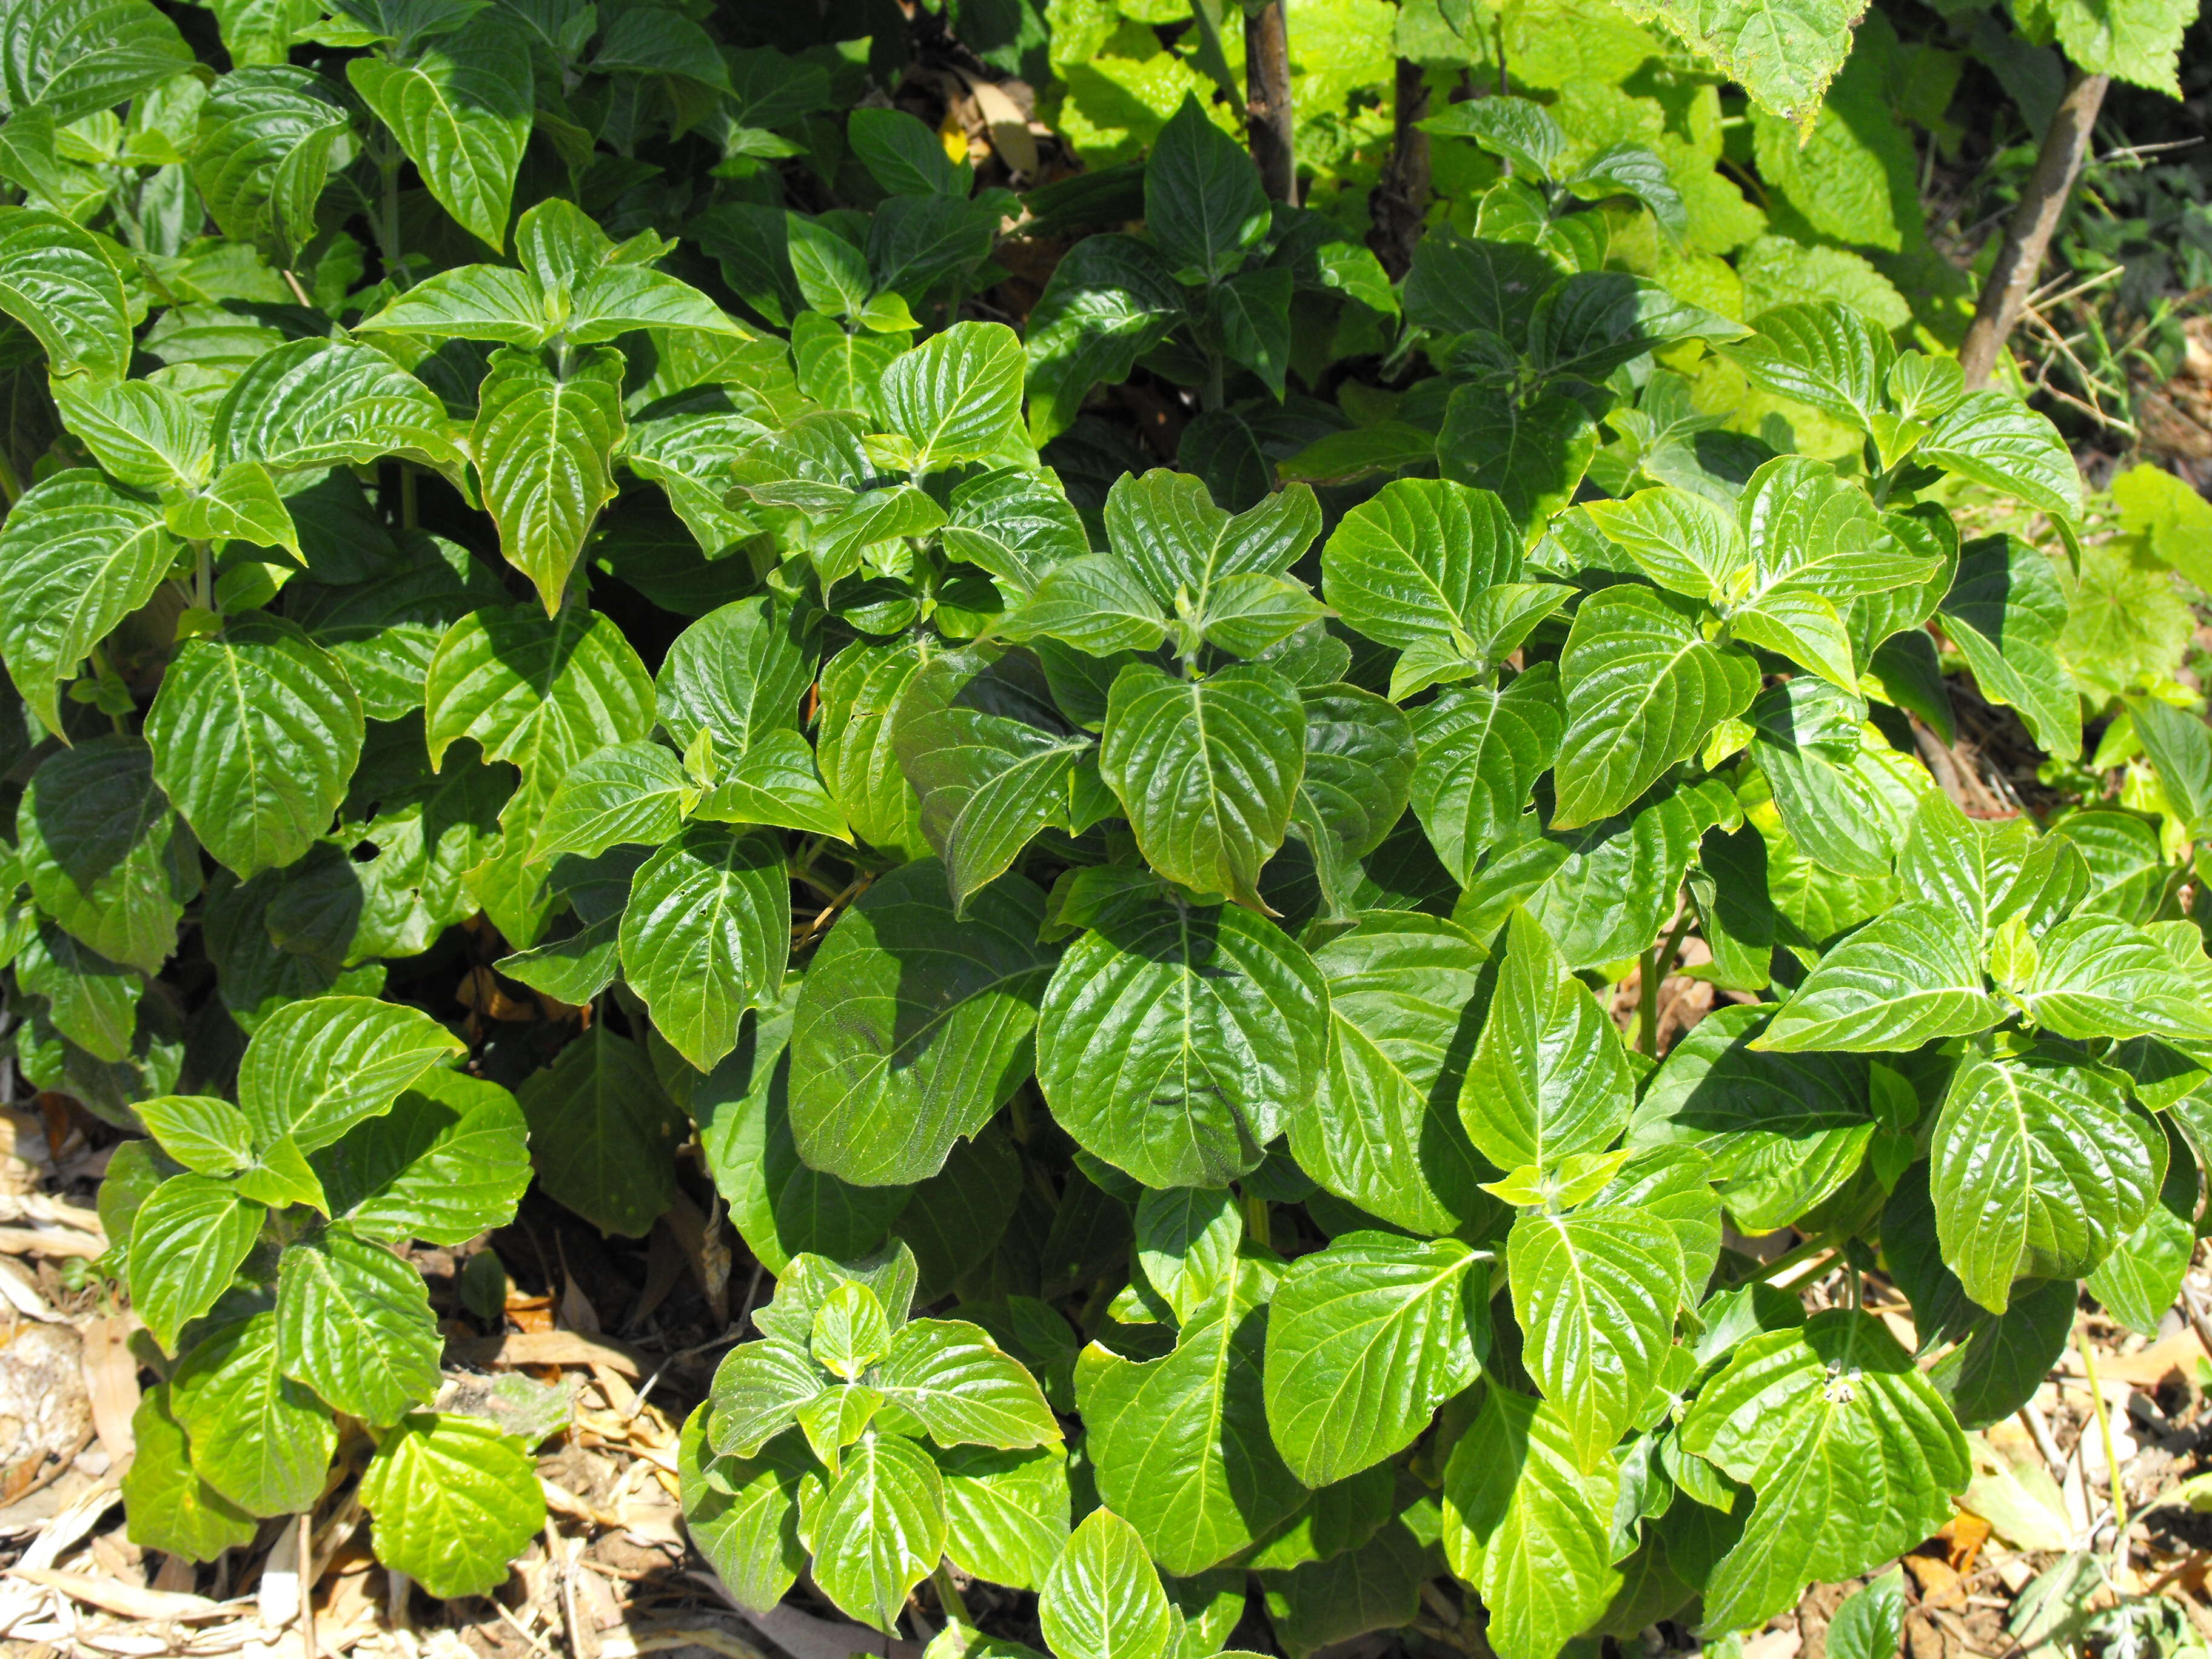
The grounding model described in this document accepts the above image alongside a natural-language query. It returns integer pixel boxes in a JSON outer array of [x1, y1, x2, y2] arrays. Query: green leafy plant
[[1, 0, 2208, 1647]]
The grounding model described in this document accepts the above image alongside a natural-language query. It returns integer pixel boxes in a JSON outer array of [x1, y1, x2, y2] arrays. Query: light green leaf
[[472, 344, 625, 612], [1133, 1185, 1244, 1324], [119, 1386, 257, 1561], [529, 740, 691, 863], [874, 320, 1025, 468], [347, 11, 531, 248], [515, 1021, 683, 1235], [275, 1228, 444, 1423], [1678, 1312, 1969, 1631], [1321, 478, 1524, 660], [789, 860, 1053, 1185], [1078, 1287, 1306, 1574], [1919, 392, 2080, 520], [1022, 234, 1186, 446], [1264, 1232, 1487, 1486], [210, 339, 461, 475], [50, 378, 206, 494], [875, 1319, 1061, 1448], [1002, 555, 1171, 657], [0, 205, 131, 380], [424, 603, 657, 785], [312, 1068, 531, 1245], [1039, 1506, 1178, 1659], [620, 825, 789, 1073], [565, 264, 739, 343], [190, 66, 350, 264], [1553, 586, 1758, 829], [171, 1312, 335, 1517], [1930, 1045, 2160, 1312], [1039, 878, 1325, 1190], [0, 0, 193, 126], [893, 648, 1092, 911], [1441, 1389, 1621, 1659], [1755, 902, 1999, 1053], [1287, 684, 1413, 917], [235, 994, 464, 1153], [679, 1410, 809, 1614], [0, 470, 178, 737], [136, 1095, 253, 1176], [167, 461, 300, 558], [1437, 389, 1599, 538], [356, 263, 550, 344], [1420, 95, 1566, 179], [936, 1443, 1071, 1594], [359, 1412, 545, 1598], [1584, 486, 1749, 606], [1610, 0, 1860, 129], [126, 1173, 265, 1353], [1100, 662, 1305, 909], [1461, 908, 1635, 1173], [1508, 1207, 1684, 1471], [1828, 1571, 1909, 1659], [1410, 668, 1565, 886], [2018, 916, 2212, 1042], [807, 1430, 948, 1632], [1292, 912, 1496, 1236], [1718, 302, 1892, 432]]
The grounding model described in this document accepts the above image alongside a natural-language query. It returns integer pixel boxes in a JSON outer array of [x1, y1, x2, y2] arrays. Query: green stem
[[400, 461, 418, 532], [1244, 1187, 1270, 1247], [380, 147, 409, 291], [931, 1563, 971, 1627], [1202, 346, 1225, 414], [193, 540, 213, 613], [0, 446, 20, 509], [2077, 1325, 2128, 1553], [1638, 899, 1697, 1057]]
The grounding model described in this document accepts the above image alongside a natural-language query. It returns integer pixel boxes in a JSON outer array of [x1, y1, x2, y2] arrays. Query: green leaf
[[709, 1338, 828, 1456], [1437, 389, 1600, 540], [1610, 0, 1860, 130], [127, 1173, 265, 1353], [2019, 916, 2212, 1042], [136, 1095, 254, 1176], [1039, 878, 1326, 1190], [1401, 227, 1558, 343], [473, 344, 625, 612], [1264, 1232, 1487, 1486], [347, 11, 531, 248], [1738, 457, 1929, 605], [789, 860, 1054, 1185], [1441, 1389, 1621, 1659], [875, 320, 1025, 468], [0, 470, 178, 737], [1292, 912, 1496, 1235], [1133, 1185, 1243, 1323], [817, 638, 932, 860], [936, 1443, 1071, 1594], [1261, 1510, 1431, 1658], [620, 825, 789, 1073], [850, 106, 967, 198], [168, 461, 301, 558], [1553, 586, 1758, 829], [424, 604, 657, 784], [1717, 302, 1892, 432], [18, 925, 142, 1065], [893, 648, 1093, 911], [0, 0, 192, 125], [236, 994, 465, 1153], [679, 1411, 809, 1614], [1919, 392, 2080, 520], [1420, 95, 1566, 179], [1289, 685, 1414, 917], [813, 1281, 894, 1381], [312, 1067, 531, 1245], [1678, 1311, 1969, 1631], [0, 206, 132, 380], [360, 1412, 546, 1598], [1003, 555, 1171, 657], [1144, 93, 1269, 283], [50, 378, 206, 494], [1930, 1044, 2160, 1312], [1411, 669, 1565, 886], [356, 262, 550, 343], [1584, 486, 1751, 607], [807, 1430, 948, 1632], [1508, 1206, 1684, 1470], [275, 1228, 444, 1423], [1078, 1287, 1306, 1574], [1531, 273, 1746, 383], [566, 264, 739, 343], [191, 66, 350, 264], [1022, 235, 1186, 446], [1633, 1004, 1875, 1232], [2086, 1134, 2195, 1336], [120, 1386, 258, 1561], [1210, 266, 1294, 399], [516, 1021, 683, 1235], [1100, 662, 1305, 909], [19, 736, 196, 976], [875, 1319, 1061, 1448], [1039, 1506, 1178, 1659], [1755, 902, 1999, 1053], [529, 740, 691, 863], [171, 1312, 335, 1517], [145, 615, 363, 882], [211, 339, 462, 475], [1828, 1570, 1908, 1659], [1461, 908, 1635, 1173], [939, 468, 1090, 595]]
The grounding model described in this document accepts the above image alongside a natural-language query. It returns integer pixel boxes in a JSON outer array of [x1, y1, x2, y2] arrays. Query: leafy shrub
[[1, 0, 2207, 1646]]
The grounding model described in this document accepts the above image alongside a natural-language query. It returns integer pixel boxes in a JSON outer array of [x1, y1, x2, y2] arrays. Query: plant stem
[[1244, 0, 1297, 206], [399, 461, 418, 532], [1958, 65, 2109, 389], [1638, 901, 1697, 1057], [0, 446, 21, 509], [931, 1563, 970, 1626], [2077, 1324, 2128, 1550], [380, 146, 410, 292], [1244, 1187, 1270, 1247], [1368, 58, 1432, 279], [193, 540, 213, 612], [1202, 345, 1225, 414]]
